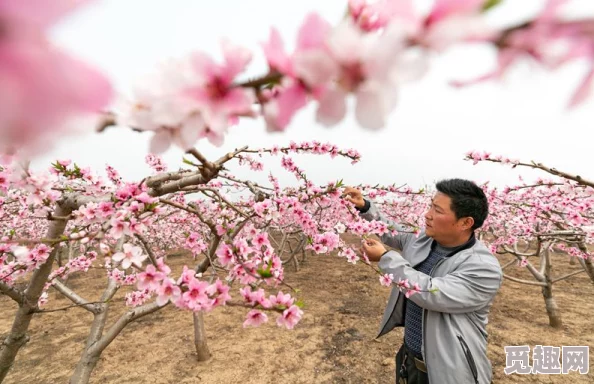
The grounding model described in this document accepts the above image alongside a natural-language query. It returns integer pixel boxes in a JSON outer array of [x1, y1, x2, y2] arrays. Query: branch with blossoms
[[5, 1, 594, 158], [465, 151, 594, 189], [84, 0, 594, 155]]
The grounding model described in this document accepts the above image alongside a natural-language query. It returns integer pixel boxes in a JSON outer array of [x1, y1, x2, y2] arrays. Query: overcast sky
[[35, 0, 594, 190]]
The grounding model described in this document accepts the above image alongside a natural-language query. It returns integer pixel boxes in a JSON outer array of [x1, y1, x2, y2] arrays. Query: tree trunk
[[542, 248, 563, 328], [70, 353, 101, 384], [70, 308, 109, 384], [193, 312, 211, 361], [69, 300, 163, 384], [542, 284, 563, 328], [0, 205, 71, 383]]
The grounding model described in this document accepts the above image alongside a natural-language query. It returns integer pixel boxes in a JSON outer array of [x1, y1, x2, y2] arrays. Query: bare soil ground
[[1, 238, 593, 383]]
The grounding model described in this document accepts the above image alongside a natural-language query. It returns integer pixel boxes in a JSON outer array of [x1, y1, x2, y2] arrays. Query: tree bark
[[69, 307, 109, 384], [542, 248, 563, 328], [70, 300, 164, 384], [193, 312, 211, 361], [0, 205, 72, 383], [542, 285, 563, 328]]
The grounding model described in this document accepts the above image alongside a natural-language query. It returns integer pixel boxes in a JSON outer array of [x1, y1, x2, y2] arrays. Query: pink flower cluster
[[145, 154, 168, 173], [240, 287, 302, 329], [0, 0, 112, 154]]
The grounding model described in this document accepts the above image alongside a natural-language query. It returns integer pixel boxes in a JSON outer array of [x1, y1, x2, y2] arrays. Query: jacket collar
[[431, 232, 477, 258]]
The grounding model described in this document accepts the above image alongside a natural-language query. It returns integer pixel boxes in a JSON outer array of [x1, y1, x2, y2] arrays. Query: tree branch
[[145, 170, 193, 188], [0, 281, 24, 304], [52, 280, 97, 313], [159, 198, 216, 232], [503, 274, 548, 286], [479, 158, 594, 188], [150, 173, 210, 196], [214, 146, 249, 167], [87, 301, 166, 356], [187, 148, 210, 166], [206, 189, 249, 218], [33, 300, 114, 314], [135, 234, 158, 267], [551, 269, 586, 283]]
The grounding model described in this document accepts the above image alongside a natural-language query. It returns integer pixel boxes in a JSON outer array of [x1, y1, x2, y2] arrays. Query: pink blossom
[[396, 278, 410, 290], [253, 232, 269, 249], [380, 273, 394, 287], [261, 13, 336, 131], [269, 291, 294, 308], [243, 310, 268, 328], [185, 40, 255, 135], [109, 218, 132, 239], [420, 0, 497, 51], [156, 257, 171, 275], [37, 291, 49, 307], [0, 1, 112, 153], [216, 244, 235, 266], [125, 289, 151, 307], [182, 278, 211, 311], [207, 280, 232, 306], [156, 278, 181, 306], [276, 305, 304, 329], [348, 0, 418, 32], [316, 20, 423, 129], [405, 282, 422, 298], [137, 265, 166, 291], [111, 243, 146, 269]]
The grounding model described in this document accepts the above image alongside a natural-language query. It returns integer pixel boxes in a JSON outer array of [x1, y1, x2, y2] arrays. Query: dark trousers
[[395, 343, 429, 384]]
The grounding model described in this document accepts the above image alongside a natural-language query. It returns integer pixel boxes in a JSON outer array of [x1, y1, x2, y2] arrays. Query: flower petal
[[316, 87, 348, 127], [355, 87, 390, 130]]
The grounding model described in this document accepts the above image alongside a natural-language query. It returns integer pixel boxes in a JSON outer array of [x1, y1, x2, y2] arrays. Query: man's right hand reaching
[[342, 187, 366, 209]]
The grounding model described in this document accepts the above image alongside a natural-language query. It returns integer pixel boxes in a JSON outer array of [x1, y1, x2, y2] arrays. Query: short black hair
[[435, 178, 488, 230]]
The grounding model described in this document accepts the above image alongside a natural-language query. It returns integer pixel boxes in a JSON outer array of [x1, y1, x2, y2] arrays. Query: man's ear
[[459, 217, 475, 231]]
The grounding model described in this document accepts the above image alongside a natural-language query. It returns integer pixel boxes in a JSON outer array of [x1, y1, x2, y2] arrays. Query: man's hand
[[342, 187, 365, 209], [361, 238, 388, 262]]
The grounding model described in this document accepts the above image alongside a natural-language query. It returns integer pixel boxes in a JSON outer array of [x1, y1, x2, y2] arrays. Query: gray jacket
[[361, 201, 503, 384]]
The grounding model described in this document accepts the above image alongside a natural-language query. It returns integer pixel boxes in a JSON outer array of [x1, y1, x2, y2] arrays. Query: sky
[[34, 0, 594, 191]]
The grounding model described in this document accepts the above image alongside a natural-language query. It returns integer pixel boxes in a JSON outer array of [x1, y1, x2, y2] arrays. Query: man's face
[[424, 192, 464, 241]]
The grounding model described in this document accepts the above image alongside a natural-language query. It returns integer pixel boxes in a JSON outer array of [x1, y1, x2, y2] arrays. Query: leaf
[[182, 157, 198, 167], [256, 268, 273, 278], [482, 0, 502, 11]]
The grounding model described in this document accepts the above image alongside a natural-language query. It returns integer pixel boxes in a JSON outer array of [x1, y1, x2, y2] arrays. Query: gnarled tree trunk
[[0, 205, 72, 383]]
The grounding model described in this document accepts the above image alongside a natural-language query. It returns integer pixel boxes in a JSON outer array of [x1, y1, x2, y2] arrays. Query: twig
[[135, 234, 159, 267], [502, 274, 547, 286], [33, 300, 116, 313], [52, 280, 97, 313]]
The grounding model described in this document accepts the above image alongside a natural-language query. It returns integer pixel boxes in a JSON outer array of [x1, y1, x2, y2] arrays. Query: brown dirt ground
[[1, 237, 593, 384]]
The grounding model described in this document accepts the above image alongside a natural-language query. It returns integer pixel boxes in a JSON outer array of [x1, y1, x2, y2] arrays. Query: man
[[343, 179, 503, 384]]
